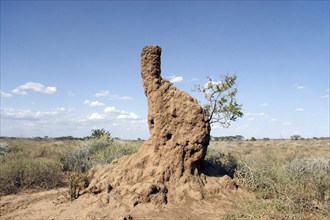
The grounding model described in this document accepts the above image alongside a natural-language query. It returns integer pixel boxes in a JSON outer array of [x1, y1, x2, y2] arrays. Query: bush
[[66, 172, 89, 201], [0, 156, 64, 195], [0, 142, 10, 156], [61, 139, 138, 173], [90, 140, 138, 166], [60, 139, 138, 200], [0, 138, 140, 196], [205, 147, 238, 177]]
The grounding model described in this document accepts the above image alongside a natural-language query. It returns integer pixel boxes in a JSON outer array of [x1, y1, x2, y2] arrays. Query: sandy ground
[[0, 187, 252, 220]]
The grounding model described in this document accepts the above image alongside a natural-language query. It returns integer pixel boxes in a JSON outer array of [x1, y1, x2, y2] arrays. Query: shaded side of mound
[[85, 45, 236, 207]]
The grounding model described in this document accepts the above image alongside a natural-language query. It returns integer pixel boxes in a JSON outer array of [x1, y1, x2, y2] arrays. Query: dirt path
[[0, 187, 252, 220]]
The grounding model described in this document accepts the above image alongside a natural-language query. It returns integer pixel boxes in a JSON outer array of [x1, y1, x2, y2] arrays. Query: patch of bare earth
[[0, 187, 253, 220]]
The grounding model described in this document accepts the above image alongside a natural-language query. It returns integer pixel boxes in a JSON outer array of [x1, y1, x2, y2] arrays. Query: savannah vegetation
[[1, 77, 329, 218], [1, 133, 329, 219]]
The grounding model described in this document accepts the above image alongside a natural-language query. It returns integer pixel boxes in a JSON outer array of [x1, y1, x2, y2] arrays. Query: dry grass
[[0, 138, 79, 195], [1, 137, 329, 219], [208, 139, 330, 219], [0, 138, 141, 196]]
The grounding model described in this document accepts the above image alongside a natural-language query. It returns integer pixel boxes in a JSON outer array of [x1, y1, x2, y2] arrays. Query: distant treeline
[[211, 135, 330, 141], [1, 136, 329, 141], [0, 136, 84, 141], [211, 135, 244, 141]]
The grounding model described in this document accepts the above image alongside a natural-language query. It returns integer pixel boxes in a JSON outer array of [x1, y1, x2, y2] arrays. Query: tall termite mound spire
[[140, 45, 210, 175], [141, 45, 162, 95], [85, 46, 235, 208]]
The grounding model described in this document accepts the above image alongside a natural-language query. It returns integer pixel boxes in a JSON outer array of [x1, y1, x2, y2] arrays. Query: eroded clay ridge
[[85, 46, 236, 208]]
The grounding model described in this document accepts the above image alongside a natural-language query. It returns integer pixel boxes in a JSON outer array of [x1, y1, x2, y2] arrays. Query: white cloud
[[83, 100, 105, 107], [56, 107, 66, 112], [95, 90, 110, 97], [1, 108, 64, 121], [117, 112, 139, 120], [90, 101, 104, 107], [108, 95, 133, 101], [258, 112, 265, 116], [269, 118, 278, 122], [12, 89, 28, 95], [296, 108, 304, 112], [88, 113, 104, 120], [104, 106, 141, 120], [0, 91, 12, 97], [248, 117, 255, 121], [260, 102, 269, 107], [168, 75, 184, 83], [282, 122, 292, 126], [104, 106, 121, 113], [95, 90, 132, 100], [1, 106, 147, 139], [295, 85, 305, 90], [12, 82, 57, 95]]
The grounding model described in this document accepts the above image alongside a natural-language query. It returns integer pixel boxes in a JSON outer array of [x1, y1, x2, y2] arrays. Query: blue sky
[[1, 1, 329, 139]]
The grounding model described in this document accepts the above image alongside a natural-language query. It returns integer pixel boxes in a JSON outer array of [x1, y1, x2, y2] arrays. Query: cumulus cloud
[[248, 117, 255, 121], [296, 108, 304, 112], [84, 100, 105, 107], [0, 91, 12, 97], [168, 75, 184, 83], [12, 82, 57, 95], [104, 106, 121, 113], [108, 95, 132, 101], [95, 90, 110, 97], [1, 108, 65, 121], [104, 106, 141, 120], [95, 90, 132, 100], [1, 106, 146, 138], [117, 112, 139, 120], [282, 122, 292, 126], [88, 113, 105, 120], [269, 118, 278, 122]]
